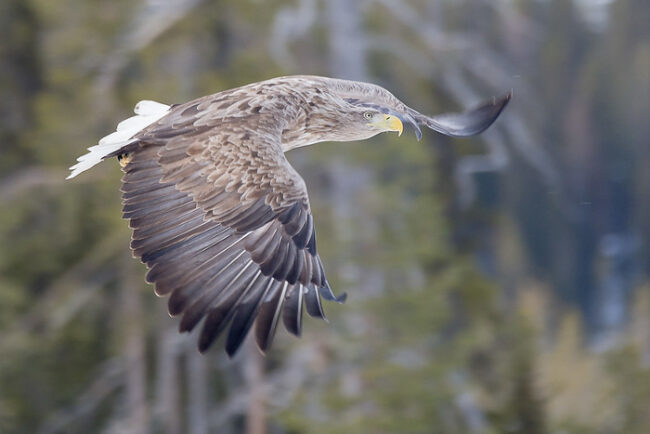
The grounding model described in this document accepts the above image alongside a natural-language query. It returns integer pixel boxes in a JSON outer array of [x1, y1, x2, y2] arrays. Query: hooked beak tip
[[383, 114, 403, 136]]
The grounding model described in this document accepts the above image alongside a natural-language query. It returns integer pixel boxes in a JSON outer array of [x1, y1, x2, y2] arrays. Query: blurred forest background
[[1, 0, 649, 433]]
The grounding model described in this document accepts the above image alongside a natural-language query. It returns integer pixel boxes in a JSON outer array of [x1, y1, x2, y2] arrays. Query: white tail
[[66, 100, 170, 179]]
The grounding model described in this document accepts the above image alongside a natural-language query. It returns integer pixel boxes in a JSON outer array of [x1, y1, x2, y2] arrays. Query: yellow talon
[[117, 153, 133, 168]]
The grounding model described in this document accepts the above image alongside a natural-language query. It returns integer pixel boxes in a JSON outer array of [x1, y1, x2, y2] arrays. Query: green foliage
[[605, 346, 650, 433]]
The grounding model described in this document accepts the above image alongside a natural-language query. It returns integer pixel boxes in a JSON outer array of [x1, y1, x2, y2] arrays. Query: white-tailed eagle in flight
[[68, 76, 510, 356]]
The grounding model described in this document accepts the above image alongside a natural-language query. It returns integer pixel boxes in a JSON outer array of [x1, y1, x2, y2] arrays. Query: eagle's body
[[68, 75, 510, 356]]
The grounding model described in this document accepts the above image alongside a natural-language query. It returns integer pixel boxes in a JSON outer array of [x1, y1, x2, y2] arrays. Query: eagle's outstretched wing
[[120, 94, 343, 356]]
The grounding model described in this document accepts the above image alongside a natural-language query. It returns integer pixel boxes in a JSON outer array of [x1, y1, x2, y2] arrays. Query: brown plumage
[[68, 75, 510, 356]]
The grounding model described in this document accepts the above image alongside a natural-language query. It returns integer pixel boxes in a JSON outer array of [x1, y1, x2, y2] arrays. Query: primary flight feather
[[68, 75, 510, 356]]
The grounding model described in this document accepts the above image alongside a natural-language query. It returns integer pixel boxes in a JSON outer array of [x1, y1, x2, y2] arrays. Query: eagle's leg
[[117, 152, 133, 168]]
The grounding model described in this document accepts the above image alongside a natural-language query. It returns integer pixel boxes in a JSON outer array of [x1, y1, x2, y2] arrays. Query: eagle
[[68, 75, 510, 356]]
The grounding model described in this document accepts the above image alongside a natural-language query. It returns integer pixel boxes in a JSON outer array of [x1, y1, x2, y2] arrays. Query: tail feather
[[66, 100, 170, 179]]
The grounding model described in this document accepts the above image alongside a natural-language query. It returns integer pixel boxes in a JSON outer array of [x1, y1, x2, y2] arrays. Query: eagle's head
[[340, 102, 423, 142], [288, 77, 422, 147], [277, 75, 510, 150]]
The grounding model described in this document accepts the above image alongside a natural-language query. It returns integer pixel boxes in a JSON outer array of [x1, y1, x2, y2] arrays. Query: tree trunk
[[244, 339, 266, 434], [121, 255, 149, 432], [326, 0, 366, 80], [187, 345, 209, 434]]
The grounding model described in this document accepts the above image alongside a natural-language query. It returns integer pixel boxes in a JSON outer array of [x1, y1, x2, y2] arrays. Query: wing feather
[[254, 281, 290, 352], [226, 278, 281, 356], [304, 284, 326, 319], [197, 270, 264, 353], [179, 257, 257, 333], [282, 283, 304, 337]]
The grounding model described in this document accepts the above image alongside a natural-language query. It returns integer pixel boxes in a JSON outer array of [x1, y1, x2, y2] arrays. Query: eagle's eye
[[363, 111, 374, 120]]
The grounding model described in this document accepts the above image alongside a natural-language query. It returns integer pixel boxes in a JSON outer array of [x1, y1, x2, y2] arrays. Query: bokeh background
[[1, 0, 649, 433]]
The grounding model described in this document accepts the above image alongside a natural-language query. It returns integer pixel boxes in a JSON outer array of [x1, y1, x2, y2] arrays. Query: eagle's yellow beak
[[371, 114, 404, 136], [381, 114, 403, 136]]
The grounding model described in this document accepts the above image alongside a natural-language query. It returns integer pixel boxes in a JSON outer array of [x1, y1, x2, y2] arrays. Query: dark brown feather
[[255, 281, 290, 352], [282, 284, 303, 336]]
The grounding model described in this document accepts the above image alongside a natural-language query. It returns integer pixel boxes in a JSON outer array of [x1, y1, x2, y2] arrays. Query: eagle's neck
[[280, 99, 374, 152], [254, 77, 378, 152]]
